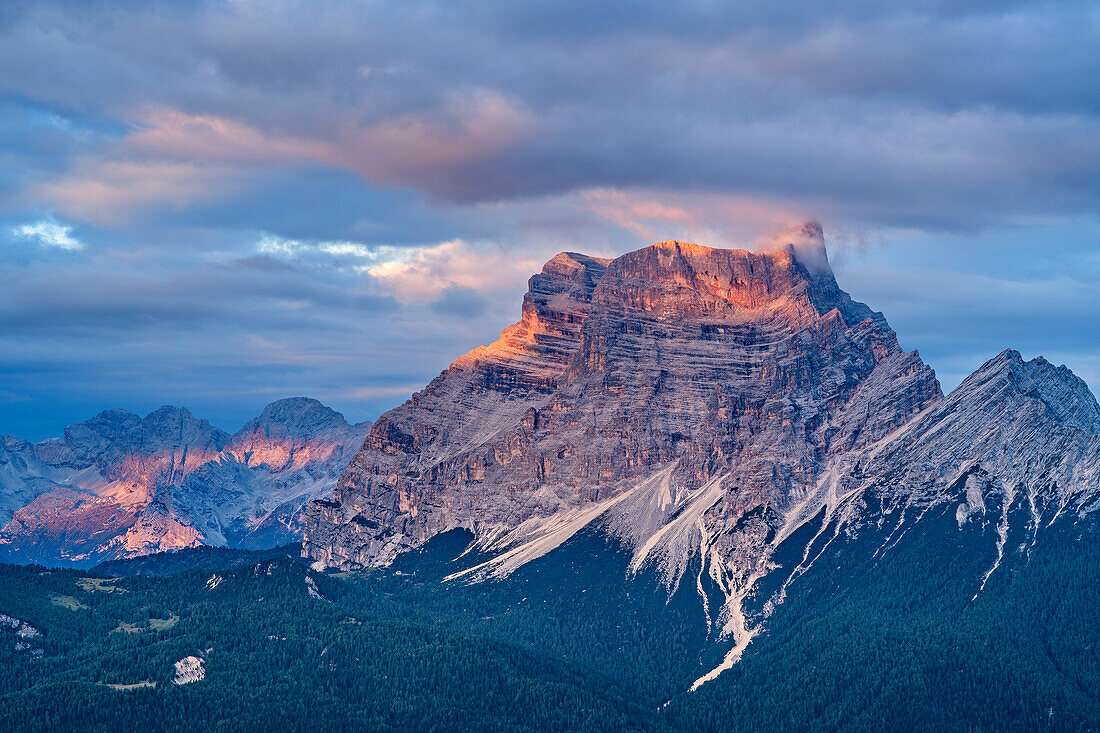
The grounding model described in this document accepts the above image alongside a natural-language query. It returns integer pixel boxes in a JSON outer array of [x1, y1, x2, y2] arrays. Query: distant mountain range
[[0, 398, 370, 567]]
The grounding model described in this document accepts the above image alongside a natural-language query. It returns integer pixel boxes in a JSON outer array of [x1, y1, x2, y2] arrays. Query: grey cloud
[[0, 239, 499, 438], [835, 234, 1100, 395], [1, 0, 1099, 438], [0, 247, 400, 335], [1, 0, 1097, 227]]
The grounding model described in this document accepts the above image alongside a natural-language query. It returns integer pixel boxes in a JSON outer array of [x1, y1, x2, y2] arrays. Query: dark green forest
[[2, 508, 1099, 732]]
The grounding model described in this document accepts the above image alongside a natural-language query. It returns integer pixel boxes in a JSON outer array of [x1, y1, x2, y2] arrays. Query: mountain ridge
[[302, 234, 1100, 688], [0, 397, 371, 567]]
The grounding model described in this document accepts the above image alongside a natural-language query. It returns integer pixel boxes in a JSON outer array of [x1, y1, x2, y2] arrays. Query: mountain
[[5, 234, 1100, 728], [305, 232, 939, 568], [303, 232, 1100, 688], [0, 398, 370, 567]]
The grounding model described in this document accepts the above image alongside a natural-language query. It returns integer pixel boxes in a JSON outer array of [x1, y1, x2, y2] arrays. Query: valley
[[3, 503, 1099, 732]]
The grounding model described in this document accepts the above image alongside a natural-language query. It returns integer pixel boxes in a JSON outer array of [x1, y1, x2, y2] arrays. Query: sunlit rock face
[[303, 237, 942, 571], [305, 233, 1100, 690], [0, 398, 370, 567], [229, 398, 363, 471]]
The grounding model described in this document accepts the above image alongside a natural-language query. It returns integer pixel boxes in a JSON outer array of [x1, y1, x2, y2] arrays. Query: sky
[[0, 0, 1098, 440]]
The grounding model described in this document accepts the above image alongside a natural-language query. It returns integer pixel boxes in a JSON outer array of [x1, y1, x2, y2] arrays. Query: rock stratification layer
[[302, 234, 1100, 688], [303, 235, 943, 575]]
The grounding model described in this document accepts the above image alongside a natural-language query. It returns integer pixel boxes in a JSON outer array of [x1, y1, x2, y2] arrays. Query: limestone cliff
[[302, 233, 1100, 689], [303, 235, 941, 570]]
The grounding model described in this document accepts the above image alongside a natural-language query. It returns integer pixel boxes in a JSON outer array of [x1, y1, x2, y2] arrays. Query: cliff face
[[303, 234, 1100, 687], [0, 398, 370, 567], [302, 237, 942, 571], [833, 349, 1100, 537]]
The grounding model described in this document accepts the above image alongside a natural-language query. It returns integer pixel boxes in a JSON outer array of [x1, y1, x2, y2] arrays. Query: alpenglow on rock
[[303, 232, 1100, 688], [0, 398, 370, 567], [302, 234, 943, 574]]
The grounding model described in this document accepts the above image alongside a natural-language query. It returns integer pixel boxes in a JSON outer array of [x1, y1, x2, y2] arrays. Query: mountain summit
[[303, 235, 1100, 686], [305, 237, 939, 571]]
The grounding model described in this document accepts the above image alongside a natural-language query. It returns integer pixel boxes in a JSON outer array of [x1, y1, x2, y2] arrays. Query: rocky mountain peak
[[444, 250, 609, 392], [36, 406, 228, 471], [919, 349, 1100, 441], [841, 346, 1100, 522], [540, 251, 611, 283], [597, 238, 877, 328], [139, 406, 229, 450], [227, 398, 370, 477], [982, 349, 1100, 434], [1, 398, 371, 566], [306, 235, 941, 572], [236, 398, 352, 440]]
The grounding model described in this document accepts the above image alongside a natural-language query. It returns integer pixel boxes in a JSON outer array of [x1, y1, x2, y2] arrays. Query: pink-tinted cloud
[[580, 187, 816, 250], [336, 90, 533, 190], [31, 160, 246, 226], [366, 239, 544, 302], [30, 93, 533, 225], [127, 107, 331, 164], [27, 108, 329, 224]]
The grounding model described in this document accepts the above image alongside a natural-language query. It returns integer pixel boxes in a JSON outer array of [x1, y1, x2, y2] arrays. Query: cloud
[[579, 190, 833, 272], [126, 106, 330, 164], [365, 239, 544, 302], [0, 0, 1098, 439], [764, 222, 830, 275], [256, 233, 305, 257], [11, 218, 84, 250], [31, 159, 247, 226], [252, 233, 418, 270], [338, 385, 433, 400], [833, 228, 1100, 393], [580, 188, 811, 246], [1, 1, 1096, 230], [582, 190, 695, 239], [248, 232, 544, 304], [21, 94, 533, 225], [335, 90, 533, 196], [430, 286, 488, 318], [317, 242, 374, 258], [22, 106, 331, 226]]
